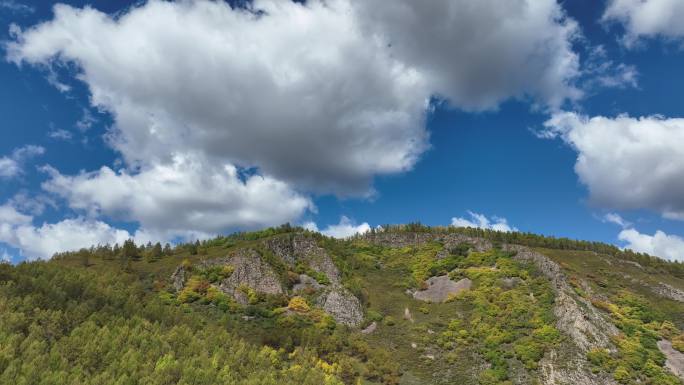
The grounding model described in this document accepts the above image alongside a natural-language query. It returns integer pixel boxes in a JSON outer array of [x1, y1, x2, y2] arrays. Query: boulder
[[317, 285, 363, 327]]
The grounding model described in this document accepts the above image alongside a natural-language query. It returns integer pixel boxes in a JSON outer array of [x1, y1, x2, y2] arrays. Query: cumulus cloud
[[303, 216, 371, 238], [7, 0, 429, 195], [41, 154, 312, 238], [451, 211, 517, 232], [603, 0, 684, 46], [3, 0, 614, 255], [543, 112, 684, 219], [355, 0, 581, 110], [6, 0, 591, 193], [0, 202, 133, 260], [0, 144, 44, 179], [618, 228, 684, 262]]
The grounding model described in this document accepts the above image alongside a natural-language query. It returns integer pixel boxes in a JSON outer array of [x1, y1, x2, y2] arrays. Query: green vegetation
[[2, 224, 684, 385]]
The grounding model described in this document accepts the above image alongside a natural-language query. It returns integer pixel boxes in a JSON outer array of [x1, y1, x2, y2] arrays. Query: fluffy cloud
[[7, 0, 430, 195], [356, 0, 582, 110], [618, 228, 684, 262], [543, 112, 684, 219], [7, 0, 588, 193], [603, 0, 684, 46], [0, 145, 44, 178], [0, 202, 137, 260], [304, 216, 371, 239], [451, 211, 517, 232], [40, 154, 312, 238], [3, 0, 603, 254]]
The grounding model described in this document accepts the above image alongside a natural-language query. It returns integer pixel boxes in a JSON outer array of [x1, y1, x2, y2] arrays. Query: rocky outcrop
[[413, 275, 472, 303], [507, 245, 618, 353], [653, 282, 684, 303], [658, 340, 684, 380], [292, 274, 323, 293], [202, 249, 284, 304], [317, 285, 363, 327], [506, 244, 619, 385], [170, 265, 187, 292], [265, 234, 340, 284]]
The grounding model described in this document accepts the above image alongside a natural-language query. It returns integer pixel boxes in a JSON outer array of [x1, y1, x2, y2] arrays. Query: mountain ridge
[[1, 224, 683, 384]]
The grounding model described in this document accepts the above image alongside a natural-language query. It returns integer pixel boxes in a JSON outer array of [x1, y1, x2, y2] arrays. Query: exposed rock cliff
[[265, 234, 340, 284], [506, 245, 619, 385], [317, 285, 364, 327], [201, 249, 284, 304]]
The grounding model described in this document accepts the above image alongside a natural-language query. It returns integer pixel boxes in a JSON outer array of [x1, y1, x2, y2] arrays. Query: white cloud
[[451, 211, 517, 232], [304, 216, 370, 239], [41, 154, 313, 238], [618, 228, 684, 262], [1, 218, 133, 261], [3, 0, 621, 249], [0, 0, 34, 14], [603, 0, 684, 46], [48, 128, 73, 140], [543, 112, 684, 220], [603, 212, 631, 228], [7, 0, 430, 195], [0, 144, 44, 179], [355, 0, 582, 110]]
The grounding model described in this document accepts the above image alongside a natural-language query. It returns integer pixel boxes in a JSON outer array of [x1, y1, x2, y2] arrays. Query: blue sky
[[2, 0, 684, 263]]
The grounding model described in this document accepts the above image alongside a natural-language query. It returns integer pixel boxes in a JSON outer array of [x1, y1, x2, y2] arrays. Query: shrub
[[288, 296, 311, 313]]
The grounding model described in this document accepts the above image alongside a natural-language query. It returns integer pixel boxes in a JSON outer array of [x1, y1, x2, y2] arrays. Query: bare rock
[[317, 285, 363, 327], [170, 265, 187, 292], [506, 244, 620, 385], [292, 273, 323, 293], [361, 321, 377, 334], [205, 249, 284, 304], [658, 340, 684, 380], [653, 282, 684, 303], [501, 276, 523, 289], [265, 234, 340, 284], [404, 307, 413, 322], [413, 276, 472, 303], [507, 245, 618, 353]]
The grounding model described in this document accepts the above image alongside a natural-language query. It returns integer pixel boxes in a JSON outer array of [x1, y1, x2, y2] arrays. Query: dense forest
[[1, 224, 683, 384]]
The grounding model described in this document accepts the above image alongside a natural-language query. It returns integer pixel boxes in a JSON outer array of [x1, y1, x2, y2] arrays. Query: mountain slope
[[1, 225, 683, 385]]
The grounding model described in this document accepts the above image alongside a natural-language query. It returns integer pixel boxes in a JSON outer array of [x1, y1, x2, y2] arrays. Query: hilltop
[[1, 224, 684, 385]]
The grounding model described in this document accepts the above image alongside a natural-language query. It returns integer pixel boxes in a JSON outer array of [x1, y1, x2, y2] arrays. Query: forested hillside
[[1, 225, 683, 385]]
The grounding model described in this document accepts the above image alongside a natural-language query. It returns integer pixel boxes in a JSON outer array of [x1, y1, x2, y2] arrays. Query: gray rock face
[[170, 265, 187, 292], [413, 276, 472, 303], [202, 249, 284, 304], [658, 340, 684, 380], [317, 285, 363, 327], [265, 234, 340, 284], [653, 282, 684, 303], [292, 274, 323, 293], [506, 244, 619, 385]]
